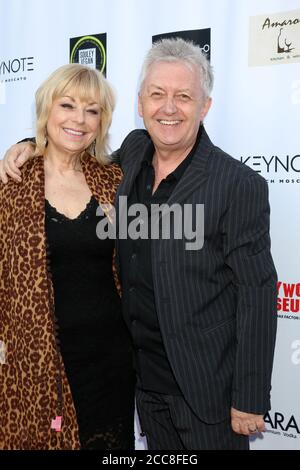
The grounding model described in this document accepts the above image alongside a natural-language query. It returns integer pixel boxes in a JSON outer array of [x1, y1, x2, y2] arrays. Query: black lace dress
[[45, 196, 135, 450]]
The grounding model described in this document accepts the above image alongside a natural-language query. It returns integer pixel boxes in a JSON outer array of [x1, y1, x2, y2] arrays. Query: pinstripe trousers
[[136, 389, 249, 450]]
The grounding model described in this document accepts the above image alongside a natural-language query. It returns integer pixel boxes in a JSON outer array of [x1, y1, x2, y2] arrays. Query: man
[[0, 38, 277, 450]]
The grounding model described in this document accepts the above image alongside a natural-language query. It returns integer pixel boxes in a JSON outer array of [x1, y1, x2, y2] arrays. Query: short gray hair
[[139, 37, 214, 99]]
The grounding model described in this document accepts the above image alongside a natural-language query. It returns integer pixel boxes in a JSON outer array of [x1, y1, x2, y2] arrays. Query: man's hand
[[0, 142, 35, 183], [231, 407, 265, 436]]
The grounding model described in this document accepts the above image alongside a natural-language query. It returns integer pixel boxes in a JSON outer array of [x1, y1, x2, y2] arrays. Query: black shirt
[[119, 128, 201, 394]]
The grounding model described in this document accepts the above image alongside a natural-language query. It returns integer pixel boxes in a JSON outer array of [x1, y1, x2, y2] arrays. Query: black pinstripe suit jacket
[[115, 126, 277, 424]]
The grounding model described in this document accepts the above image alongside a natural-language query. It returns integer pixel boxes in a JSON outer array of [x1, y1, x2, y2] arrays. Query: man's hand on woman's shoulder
[[0, 142, 35, 183]]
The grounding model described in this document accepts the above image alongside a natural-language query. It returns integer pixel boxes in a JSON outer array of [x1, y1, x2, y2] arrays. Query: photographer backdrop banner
[[0, 0, 299, 450]]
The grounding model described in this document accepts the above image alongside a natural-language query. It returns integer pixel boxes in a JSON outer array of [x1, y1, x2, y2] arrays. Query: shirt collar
[[141, 125, 203, 182]]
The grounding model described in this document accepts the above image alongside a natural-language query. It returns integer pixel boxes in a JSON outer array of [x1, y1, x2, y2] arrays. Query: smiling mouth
[[158, 120, 181, 126], [63, 128, 85, 136]]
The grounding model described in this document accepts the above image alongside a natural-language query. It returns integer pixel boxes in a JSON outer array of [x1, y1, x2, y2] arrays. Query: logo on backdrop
[[249, 9, 300, 66], [152, 28, 211, 61], [277, 281, 300, 319], [0, 56, 34, 84], [240, 153, 300, 184], [70, 33, 106, 76], [264, 411, 300, 439]]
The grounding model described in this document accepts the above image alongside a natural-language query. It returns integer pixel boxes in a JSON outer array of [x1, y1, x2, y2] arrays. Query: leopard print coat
[[0, 153, 122, 449]]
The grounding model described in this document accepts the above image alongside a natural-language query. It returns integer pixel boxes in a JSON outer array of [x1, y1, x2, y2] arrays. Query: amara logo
[[262, 16, 300, 29], [264, 411, 300, 436], [277, 28, 294, 54], [262, 16, 299, 54], [249, 10, 300, 67]]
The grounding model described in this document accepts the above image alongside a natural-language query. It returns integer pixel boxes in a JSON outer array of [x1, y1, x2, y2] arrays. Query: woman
[[0, 64, 135, 450]]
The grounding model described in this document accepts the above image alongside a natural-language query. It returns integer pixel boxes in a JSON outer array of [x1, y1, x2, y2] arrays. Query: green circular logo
[[70, 35, 106, 73]]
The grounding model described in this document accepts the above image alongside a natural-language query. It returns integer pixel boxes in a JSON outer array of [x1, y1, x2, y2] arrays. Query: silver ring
[[249, 427, 258, 433]]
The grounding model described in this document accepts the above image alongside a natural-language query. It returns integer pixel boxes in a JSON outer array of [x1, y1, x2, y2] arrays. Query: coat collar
[[118, 126, 213, 205]]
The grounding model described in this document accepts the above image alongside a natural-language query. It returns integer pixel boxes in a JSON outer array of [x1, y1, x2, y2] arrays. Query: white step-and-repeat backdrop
[[0, 0, 299, 450]]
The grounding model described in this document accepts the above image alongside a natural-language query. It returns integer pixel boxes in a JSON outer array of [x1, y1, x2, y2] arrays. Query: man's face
[[138, 60, 211, 155]]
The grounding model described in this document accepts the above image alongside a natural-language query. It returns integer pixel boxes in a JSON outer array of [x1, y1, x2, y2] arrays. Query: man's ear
[[138, 92, 143, 118], [200, 97, 212, 121]]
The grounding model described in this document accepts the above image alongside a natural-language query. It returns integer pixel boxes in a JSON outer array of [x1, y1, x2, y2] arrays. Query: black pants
[[136, 389, 249, 450]]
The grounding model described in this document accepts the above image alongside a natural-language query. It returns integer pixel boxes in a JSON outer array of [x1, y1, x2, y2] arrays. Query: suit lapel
[[166, 127, 213, 207], [116, 126, 213, 217], [115, 135, 153, 251], [116, 137, 153, 199]]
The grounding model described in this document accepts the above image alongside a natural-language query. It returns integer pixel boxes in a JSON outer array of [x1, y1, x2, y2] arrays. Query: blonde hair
[[34, 63, 115, 164]]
